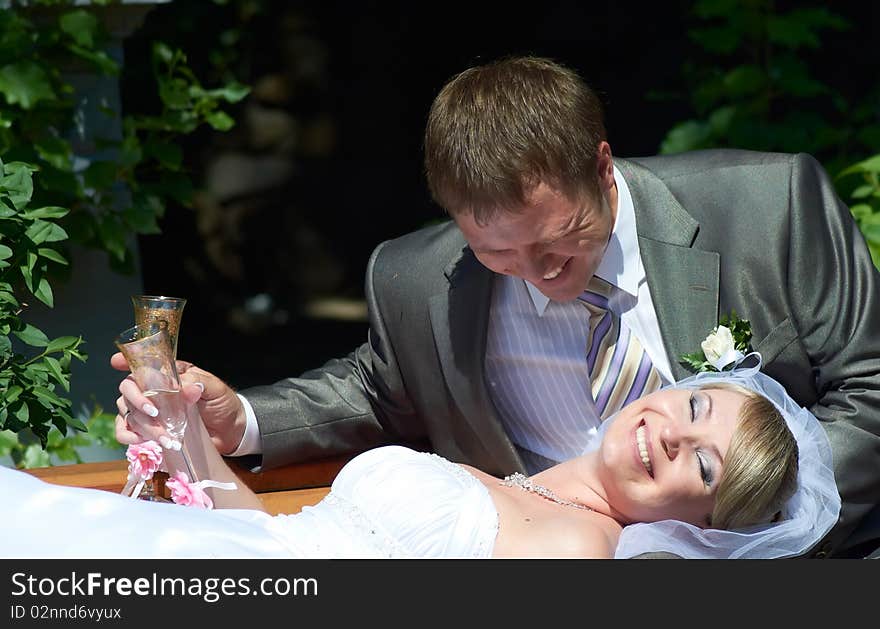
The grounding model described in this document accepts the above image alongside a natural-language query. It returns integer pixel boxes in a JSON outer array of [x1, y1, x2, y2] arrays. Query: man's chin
[[537, 283, 583, 303]]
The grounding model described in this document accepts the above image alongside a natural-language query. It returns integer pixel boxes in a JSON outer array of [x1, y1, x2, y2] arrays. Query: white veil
[[584, 359, 841, 559]]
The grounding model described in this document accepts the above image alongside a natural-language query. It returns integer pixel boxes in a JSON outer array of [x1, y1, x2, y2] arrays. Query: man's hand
[[112, 352, 248, 455]]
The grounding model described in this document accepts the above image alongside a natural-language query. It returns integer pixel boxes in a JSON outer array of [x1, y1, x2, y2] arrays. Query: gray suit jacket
[[242, 150, 880, 557]]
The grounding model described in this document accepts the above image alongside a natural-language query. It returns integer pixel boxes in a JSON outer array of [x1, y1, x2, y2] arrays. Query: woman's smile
[[635, 420, 653, 478]]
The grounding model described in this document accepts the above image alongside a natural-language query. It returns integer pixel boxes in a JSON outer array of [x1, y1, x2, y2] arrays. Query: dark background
[[121, 1, 877, 390]]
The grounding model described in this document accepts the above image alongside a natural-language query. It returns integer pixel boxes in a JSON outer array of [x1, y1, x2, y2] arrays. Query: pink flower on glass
[[125, 441, 164, 480], [166, 471, 214, 509]]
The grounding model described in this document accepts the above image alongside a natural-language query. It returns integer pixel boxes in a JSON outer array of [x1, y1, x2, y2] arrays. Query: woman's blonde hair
[[708, 383, 799, 530]]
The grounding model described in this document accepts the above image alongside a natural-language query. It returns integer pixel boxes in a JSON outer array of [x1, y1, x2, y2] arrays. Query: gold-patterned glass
[[131, 295, 186, 359], [114, 321, 186, 449]]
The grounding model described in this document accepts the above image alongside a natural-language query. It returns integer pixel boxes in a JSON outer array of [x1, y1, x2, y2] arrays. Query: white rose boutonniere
[[700, 325, 742, 370], [681, 311, 753, 373]]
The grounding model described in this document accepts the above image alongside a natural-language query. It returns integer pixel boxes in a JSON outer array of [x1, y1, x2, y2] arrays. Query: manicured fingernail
[[143, 403, 159, 417], [195, 382, 205, 394], [159, 435, 173, 449]]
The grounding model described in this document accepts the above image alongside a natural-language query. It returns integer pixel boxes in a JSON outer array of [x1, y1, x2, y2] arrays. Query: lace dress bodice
[[0, 446, 500, 558]]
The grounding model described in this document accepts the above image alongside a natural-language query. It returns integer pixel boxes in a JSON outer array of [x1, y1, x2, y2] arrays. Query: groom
[[114, 56, 880, 557]]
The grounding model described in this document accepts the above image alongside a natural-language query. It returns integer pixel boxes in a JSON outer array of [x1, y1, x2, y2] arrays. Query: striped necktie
[[579, 276, 662, 420]]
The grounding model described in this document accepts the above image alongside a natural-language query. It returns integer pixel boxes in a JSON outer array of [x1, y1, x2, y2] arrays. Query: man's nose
[[516, 252, 549, 281]]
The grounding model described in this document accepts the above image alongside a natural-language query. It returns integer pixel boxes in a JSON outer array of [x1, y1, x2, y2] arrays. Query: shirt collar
[[524, 165, 641, 315]]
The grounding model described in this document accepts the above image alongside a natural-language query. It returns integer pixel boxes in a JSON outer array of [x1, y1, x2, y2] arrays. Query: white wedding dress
[[0, 446, 499, 558]]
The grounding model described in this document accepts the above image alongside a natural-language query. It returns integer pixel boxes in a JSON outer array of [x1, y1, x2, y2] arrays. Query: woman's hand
[[112, 353, 248, 455]]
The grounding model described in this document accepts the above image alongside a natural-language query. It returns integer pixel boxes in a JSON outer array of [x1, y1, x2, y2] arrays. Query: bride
[[0, 365, 839, 559]]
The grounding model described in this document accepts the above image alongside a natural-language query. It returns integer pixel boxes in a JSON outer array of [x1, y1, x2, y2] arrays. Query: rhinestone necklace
[[500, 472, 593, 512]]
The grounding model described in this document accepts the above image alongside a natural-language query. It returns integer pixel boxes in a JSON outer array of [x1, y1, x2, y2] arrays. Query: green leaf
[[96, 216, 127, 261], [43, 355, 68, 391], [0, 161, 35, 209], [122, 194, 162, 234], [37, 247, 68, 266], [209, 82, 251, 103], [0, 243, 11, 261], [851, 203, 874, 223], [839, 155, 880, 179], [33, 277, 53, 307], [24, 219, 68, 244], [0, 62, 56, 109], [13, 400, 29, 423], [722, 65, 765, 97], [708, 106, 736, 134], [5, 384, 23, 403], [0, 336, 11, 360], [205, 110, 234, 131], [153, 41, 177, 64], [12, 323, 49, 347], [22, 206, 69, 220], [21, 442, 50, 468], [19, 261, 33, 292], [32, 385, 65, 407], [59, 9, 100, 48], [659, 120, 712, 155], [67, 347, 88, 362], [67, 45, 119, 76], [34, 136, 72, 171], [46, 336, 80, 353], [143, 139, 182, 170], [57, 408, 87, 432], [158, 78, 191, 109], [852, 185, 877, 200]]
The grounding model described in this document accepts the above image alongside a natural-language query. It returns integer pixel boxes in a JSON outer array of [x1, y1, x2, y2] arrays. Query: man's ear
[[596, 141, 614, 181], [595, 141, 616, 200]]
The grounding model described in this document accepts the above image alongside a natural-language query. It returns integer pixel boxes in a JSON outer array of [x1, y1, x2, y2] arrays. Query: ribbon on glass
[[166, 471, 237, 510]]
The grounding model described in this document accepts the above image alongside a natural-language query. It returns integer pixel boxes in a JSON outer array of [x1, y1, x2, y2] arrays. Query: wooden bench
[[24, 455, 351, 515]]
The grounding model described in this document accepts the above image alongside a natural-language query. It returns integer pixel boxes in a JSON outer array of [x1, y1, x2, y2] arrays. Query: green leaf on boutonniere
[[719, 310, 753, 352], [680, 351, 712, 373]]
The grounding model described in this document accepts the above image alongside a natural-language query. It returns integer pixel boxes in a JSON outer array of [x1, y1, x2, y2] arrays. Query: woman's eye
[[689, 393, 698, 422], [697, 451, 713, 487]]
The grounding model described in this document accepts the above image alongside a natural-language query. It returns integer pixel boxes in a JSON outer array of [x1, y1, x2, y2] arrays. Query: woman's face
[[596, 387, 747, 527]]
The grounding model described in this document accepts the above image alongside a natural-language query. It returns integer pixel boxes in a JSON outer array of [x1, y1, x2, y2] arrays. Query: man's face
[[455, 181, 616, 302]]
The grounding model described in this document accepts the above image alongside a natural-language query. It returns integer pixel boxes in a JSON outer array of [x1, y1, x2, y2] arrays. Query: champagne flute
[[130, 295, 188, 500], [115, 320, 197, 499]]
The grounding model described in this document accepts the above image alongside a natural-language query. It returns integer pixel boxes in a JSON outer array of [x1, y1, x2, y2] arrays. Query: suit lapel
[[428, 245, 523, 468], [616, 159, 720, 381]]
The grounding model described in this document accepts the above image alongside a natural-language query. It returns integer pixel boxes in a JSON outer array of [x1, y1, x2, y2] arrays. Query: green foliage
[[838, 155, 880, 268], [0, 402, 120, 469], [0, 1, 249, 463], [0, 159, 88, 448], [656, 0, 853, 158], [656, 0, 880, 271]]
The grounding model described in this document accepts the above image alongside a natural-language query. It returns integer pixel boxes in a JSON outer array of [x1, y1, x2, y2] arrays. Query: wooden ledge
[[23, 454, 351, 515]]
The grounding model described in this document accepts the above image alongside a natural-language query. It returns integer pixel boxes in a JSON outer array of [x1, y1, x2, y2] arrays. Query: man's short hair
[[424, 56, 607, 223]]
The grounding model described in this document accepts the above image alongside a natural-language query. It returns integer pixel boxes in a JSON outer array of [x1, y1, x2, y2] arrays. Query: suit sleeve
[[238, 240, 427, 469], [787, 153, 880, 549]]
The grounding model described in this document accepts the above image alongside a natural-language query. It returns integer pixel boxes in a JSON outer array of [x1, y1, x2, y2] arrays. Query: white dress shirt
[[233, 166, 672, 468]]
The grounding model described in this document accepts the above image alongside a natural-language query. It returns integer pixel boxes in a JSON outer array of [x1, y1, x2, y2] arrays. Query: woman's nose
[[660, 424, 681, 460]]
